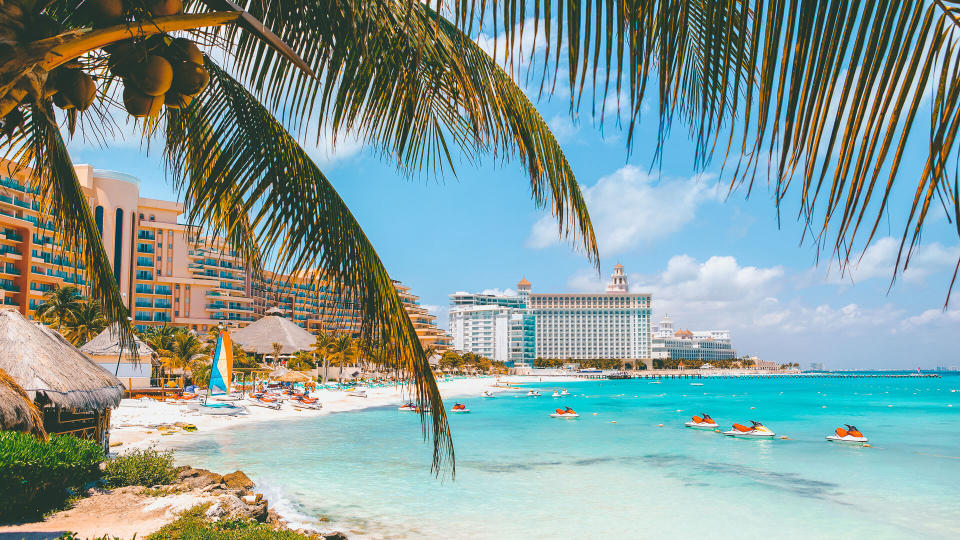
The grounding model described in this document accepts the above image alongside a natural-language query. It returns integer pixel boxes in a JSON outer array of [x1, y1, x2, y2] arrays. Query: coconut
[[164, 91, 193, 109], [169, 38, 204, 65], [172, 61, 209, 96], [123, 85, 163, 117], [131, 55, 173, 96], [85, 0, 124, 24], [148, 0, 182, 16], [61, 70, 96, 111]]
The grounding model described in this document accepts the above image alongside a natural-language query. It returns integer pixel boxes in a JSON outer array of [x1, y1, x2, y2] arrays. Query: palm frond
[[424, 0, 959, 301], [162, 61, 454, 475], [207, 0, 598, 263], [2, 104, 136, 353]]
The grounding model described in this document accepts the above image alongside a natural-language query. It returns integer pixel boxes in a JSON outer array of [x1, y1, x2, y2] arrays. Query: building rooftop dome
[[517, 277, 531, 287]]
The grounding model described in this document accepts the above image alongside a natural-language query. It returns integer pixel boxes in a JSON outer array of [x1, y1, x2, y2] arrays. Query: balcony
[[136, 270, 153, 281], [136, 284, 154, 294], [155, 300, 172, 309], [136, 257, 154, 268], [155, 286, 172, 296], [135, 300, 153, 308], [136, 244, 155, 254], [137, 230, 155, 240], [0, 245, 21, 256]]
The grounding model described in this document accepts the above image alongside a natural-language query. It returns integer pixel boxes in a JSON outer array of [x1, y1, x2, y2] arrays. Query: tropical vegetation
[[0, 430, 104, 522], [35, 285, 107, 345], [146, 504, 314, 540], [5, 1, 958, 474], [102, 447, 177, 488]]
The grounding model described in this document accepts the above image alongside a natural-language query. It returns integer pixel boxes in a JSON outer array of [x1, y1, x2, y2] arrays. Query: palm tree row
[[35, 285, 106, 346]]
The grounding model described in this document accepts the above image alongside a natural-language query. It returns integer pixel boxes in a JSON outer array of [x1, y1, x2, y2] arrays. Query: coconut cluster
[[0, 0, 208, 135], [108, 36, 209, 117]]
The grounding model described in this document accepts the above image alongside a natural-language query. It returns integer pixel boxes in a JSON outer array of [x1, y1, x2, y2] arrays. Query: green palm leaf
[[163, 61, 455, 474]]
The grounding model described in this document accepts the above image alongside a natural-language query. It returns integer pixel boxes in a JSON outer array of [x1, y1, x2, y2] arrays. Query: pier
[[618, 372, 941, 380]]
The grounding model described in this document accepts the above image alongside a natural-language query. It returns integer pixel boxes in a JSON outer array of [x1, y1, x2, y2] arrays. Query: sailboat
[[197, 332, 248, 415]]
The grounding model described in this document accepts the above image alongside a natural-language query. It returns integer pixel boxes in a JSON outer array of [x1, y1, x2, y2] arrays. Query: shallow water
[[170, 375, 960, 539]]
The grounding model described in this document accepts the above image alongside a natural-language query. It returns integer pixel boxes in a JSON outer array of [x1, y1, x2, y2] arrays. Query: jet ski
[[551, 391, 561, 397], [398, 402, 417, 411], [482, 390, 495, 398], [826, 424, 868, 443], [451, 403, 471, 413], [684, 413, 719, 429], [723, 421, 775, 438], [527, 390, 542, 397], [550, 407, 579, 418], [559, 389, 570, 396]]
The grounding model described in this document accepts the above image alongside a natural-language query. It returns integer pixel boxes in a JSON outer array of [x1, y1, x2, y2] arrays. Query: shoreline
[[111, 376, 511, 452]]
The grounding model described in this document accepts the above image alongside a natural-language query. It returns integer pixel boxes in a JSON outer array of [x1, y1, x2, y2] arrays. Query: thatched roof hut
[[80, 324, 158, 390], [0, 309, 123, 411], [276, 370, 312, 383], [0, 367, 45, 437], [231, 315, 315, 355], [80, 323, 157, 358]]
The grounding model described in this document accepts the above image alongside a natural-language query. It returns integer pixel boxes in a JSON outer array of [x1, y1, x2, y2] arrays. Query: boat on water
[[723, 421, 775, 438], [684, 414, 719, 429], [527, 390, 542, 397], [649, 380, 662, 384], [550, 407, 579, 418], [690, 382, 704, 386], [482, 390, 495, 398], [826, 424, 868, 443], [398, 402, 418, 411], [451, 403, 470, 413], [551, 391, 561, 397], [196, 332, 248, 415], [559, 389, 570, 396]]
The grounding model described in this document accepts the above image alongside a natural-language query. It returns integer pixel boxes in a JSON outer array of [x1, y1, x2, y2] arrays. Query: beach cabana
[[0, 309, 123, 447], [230, 313, 315, 357], [80, 323, 159, 390], [276, 370, 312, 383], [0, 367, 45, 437]]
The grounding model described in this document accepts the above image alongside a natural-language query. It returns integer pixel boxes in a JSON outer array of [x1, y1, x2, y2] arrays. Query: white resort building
[[650, 314, 736, 361], [449, 265, 653, 366]]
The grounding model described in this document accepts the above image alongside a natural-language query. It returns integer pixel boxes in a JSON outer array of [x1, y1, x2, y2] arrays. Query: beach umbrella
[[276, 370, 311, 383]]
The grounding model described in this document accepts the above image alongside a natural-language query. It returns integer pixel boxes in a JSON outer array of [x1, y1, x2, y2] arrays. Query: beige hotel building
[[0, 161, 450, 351]]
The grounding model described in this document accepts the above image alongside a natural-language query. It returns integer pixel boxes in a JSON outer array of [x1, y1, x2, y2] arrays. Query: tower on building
[[517, 277, 532, 296], [605, 263, 629, 293]]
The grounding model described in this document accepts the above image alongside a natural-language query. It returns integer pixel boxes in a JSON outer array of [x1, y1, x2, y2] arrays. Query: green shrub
[[102, 447, 177, 488], [0, 431, 104, 523], [147, 504, 315, 539]]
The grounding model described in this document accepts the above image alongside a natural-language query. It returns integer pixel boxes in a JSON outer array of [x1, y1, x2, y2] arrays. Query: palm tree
[[160, 331, 209, 376], [2, 2, 603, 472], [141, 325, 179, 357], [64, 298, 106, 346], [270, 342, 283, 365], [35, 285, 82, 331], [313, 333, 333, 384], [328, 335, 355, 384]]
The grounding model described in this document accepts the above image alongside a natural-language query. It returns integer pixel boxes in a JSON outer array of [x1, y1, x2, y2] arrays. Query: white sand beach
[[110, 376, 513, 451]]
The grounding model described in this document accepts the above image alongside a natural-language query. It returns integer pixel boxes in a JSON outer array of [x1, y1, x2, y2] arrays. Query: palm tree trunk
[[322, 356, 328, 384]]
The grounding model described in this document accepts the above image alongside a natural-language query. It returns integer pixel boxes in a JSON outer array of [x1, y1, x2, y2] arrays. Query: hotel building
[[449, 265, 652, 366], [529, 264, 652, 361], [650, 314, 736, 361], [0, 162, 449, 351]]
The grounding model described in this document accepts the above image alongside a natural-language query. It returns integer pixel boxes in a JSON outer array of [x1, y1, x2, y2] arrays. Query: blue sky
[[65, 40, 960, 371]]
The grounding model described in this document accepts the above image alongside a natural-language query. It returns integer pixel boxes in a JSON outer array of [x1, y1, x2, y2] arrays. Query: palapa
[[0, 367, 45, 437], [79, 323, 158, 360], [0, 308, 123, 411], [276, 370, 312, 383], [230, 315, 315, 355]]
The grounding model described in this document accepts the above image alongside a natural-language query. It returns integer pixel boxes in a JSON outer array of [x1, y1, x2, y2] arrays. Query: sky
[[64, 28, 960, 371]]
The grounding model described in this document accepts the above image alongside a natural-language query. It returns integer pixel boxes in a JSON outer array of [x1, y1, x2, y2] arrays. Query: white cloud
[[481, 287, 517, 297], [527, 165, 724, 255], [305, 127, 365, 168], [813, 237, 960, 285], [900, 308, 960, 330], [547, 114, 579, 141], [476, 17, 549, 73]]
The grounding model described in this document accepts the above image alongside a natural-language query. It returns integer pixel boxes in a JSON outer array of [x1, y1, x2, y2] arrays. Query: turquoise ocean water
[[170, 375, 960, 539]]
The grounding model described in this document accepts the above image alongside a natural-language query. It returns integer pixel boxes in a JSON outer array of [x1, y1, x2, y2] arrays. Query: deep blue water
[[170, 375, 960, 539]]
